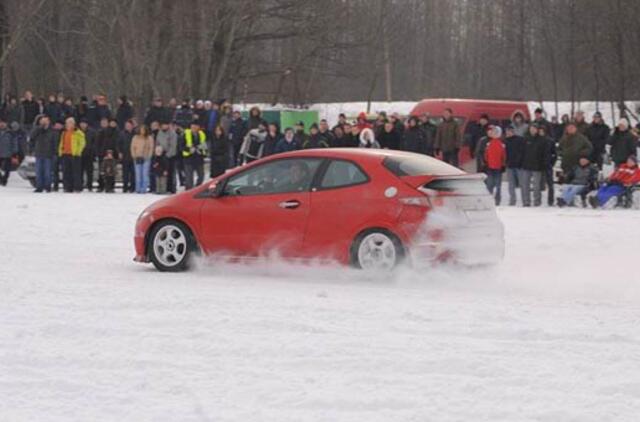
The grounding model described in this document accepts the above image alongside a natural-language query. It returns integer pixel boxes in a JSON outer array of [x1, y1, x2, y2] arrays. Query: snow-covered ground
[[2, 176, 640, 422]]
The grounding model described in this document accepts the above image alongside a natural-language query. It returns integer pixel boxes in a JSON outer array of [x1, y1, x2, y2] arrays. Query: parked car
[[134, 149, 504, 272], [411, 98, 531, 171]]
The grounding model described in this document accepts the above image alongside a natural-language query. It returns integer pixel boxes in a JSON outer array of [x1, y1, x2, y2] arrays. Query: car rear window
[[383, 156, 465, 177]]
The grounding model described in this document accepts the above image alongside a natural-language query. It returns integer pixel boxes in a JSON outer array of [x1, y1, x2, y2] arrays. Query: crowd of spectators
[[0, 92, 638, 208]]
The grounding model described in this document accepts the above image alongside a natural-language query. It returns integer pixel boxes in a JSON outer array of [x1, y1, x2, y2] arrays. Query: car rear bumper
[[409, 220, 504, 266]]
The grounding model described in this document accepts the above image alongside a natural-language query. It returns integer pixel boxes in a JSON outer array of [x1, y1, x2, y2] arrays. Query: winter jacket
[[208, 134, 228, 158], [542, 136, 558, 168], [155, 129, 178, 158], [466, 122, 489, 157], [294, 130, 310, 147], [435, 118, 461, 153], [174, 106, 195, 129], [58, 129, 86, 157], [304, 134, 330, 149], [504, 135, 525, 168], [89, 105, 112, 128], [144, 105, 170, 126], [180, 129, 208, 158], [607, 129, 637, 166], [566, 163, 598, 186], [420, 122, 437, 153], [30, 126, 58, 159], [0, 128, 17, 158], [229, 118, 247, 147], [585, 122, 611, 157], [402, 126, 427, 154], [81, 128, 97, 158], [247, 110, 265, 130], [152, 153, 170, 176], [44, 102, 63, 124], [609, 163, 640, 186], [130, 135, 154, 160], [331, 135, 348, 148], [22, 100, 40, 126], [193, 108, 208, 127], [274, 137, 300, 154], [483, 138, 506, 171], [522, 134, 547, 171], [116, 103, 134, 129], [378, 128, 402, 150], [532, 118, 552, 137], [511, 121, 529, 138], [4, 104, 24, 126], [559, 133, 592, 173], [118, 129, 135, 162], [359, 128, 380, 148], [263, 133, 281, 157], [96, 127, 120, 158], [475, 136, 489, 170], [574, 120, 589, 136]]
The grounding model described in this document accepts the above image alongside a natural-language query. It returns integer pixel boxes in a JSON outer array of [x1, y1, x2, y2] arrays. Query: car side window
[[223, 158, 322, 196], [319, 160, 368, 190]]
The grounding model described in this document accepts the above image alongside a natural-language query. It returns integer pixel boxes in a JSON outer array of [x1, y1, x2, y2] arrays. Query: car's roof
[[268, 148, 429, 162]]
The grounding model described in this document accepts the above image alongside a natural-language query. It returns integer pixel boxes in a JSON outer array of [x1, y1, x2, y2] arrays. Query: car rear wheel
[[351, 229, 404, 271], [148, 221, 194, 272]]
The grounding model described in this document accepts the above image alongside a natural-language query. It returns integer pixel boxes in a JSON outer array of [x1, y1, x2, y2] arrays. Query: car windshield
[[383, 155, 465, 177]]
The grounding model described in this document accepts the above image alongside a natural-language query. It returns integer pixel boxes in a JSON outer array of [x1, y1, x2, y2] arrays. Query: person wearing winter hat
[[359, 127, 381, 149], [532, 107, 552, 136], [558, 121, 592, 174], [585, 111, 611, 169], [303, 123, 330, 149], [482, 125, 506, 205], [607, 118, 636, 167]]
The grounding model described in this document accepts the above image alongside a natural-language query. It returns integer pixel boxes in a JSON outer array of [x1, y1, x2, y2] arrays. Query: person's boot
[[557, 198, 566, 208], [588, 196, 598, 209]]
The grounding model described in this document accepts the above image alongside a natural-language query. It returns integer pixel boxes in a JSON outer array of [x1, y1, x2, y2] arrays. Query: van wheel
[[148, 220, 194, 272], [351, 229, 404, 271]]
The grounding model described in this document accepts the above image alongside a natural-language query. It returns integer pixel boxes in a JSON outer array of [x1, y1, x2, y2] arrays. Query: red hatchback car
[[134, 149, 504, 272]]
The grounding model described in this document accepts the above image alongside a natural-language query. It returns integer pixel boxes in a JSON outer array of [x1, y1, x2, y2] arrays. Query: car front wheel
[[148, 220, 194, 272], [351, 229, 404, 271]]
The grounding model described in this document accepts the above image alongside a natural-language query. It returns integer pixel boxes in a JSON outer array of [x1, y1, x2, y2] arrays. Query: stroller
[[238, 128, 267, 165]]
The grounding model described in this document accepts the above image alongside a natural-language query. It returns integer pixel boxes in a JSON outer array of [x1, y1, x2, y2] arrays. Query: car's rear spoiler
[[400, 173, 486, 189]]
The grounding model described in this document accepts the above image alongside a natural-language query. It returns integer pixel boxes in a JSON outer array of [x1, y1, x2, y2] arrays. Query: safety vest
[[182, 129, 207, 157]]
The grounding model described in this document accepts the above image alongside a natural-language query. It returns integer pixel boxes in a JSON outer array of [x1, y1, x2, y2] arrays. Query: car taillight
[[399, 196, 431, 207]]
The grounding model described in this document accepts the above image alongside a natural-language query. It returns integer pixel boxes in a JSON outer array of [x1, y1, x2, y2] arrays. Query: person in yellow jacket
[[58, 117, 86, 192], [179, 122, 207, 190]]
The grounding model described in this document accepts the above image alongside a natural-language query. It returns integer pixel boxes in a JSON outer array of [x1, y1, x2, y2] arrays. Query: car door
[[303, 159, 378, 261], [200, 157, 323, 258]]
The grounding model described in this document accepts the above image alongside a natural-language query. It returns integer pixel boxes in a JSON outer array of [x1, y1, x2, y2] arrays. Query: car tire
[[148, 220, 195, 272], [350, 229, 405, 271]]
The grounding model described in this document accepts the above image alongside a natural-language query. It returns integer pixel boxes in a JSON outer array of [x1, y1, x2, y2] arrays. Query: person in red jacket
[[355, 112, 372, 130], [590, 156, 640, 208], [483, 125, 506, 205]]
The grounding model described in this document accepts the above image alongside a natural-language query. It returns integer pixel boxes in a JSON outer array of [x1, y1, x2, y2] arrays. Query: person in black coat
[[95, 118, 120, 192], [378, 121, 402, 150], [418, 114, 436, 156], [503, 126, 525, 206], [402, 116, 428, 154], [263, 123, 282, 157], [521, 124, 547, 207], [78, 119, 97, 191], [331, 125, 349, 148], [275, 128, 300, 154], [115, 96, 134, 130], [208, 124, 228, 178], [538, 125, 558, 206], [585, 112, 611, 169], [228, 111, 247, 166]]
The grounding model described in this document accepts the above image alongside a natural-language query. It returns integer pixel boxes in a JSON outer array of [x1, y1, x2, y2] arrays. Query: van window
[[383, 155, 465, 177]]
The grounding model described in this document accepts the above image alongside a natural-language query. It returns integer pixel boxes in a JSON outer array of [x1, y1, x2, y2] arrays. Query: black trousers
[[0, 157, 11, 185], [82, 155, 95, 190], [183, 156, 204, 190], [62, 155, 83, 192], [121, 160, 135, 192], [541, 166, 555, 206], [167, 156, 177, 193]]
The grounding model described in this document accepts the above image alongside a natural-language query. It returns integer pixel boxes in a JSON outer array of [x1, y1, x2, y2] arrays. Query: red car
[[134, 149, 504, 272]]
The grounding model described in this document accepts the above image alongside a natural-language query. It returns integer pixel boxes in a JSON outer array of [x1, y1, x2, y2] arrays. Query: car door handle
[[278, 200, 301, 209]]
